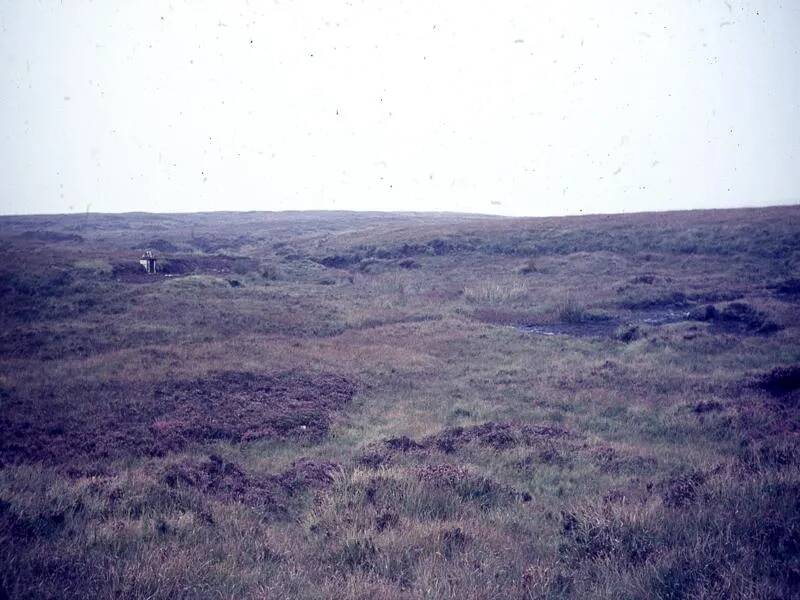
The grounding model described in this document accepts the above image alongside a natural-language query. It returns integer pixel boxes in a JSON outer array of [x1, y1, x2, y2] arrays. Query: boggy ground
[[0, 371, 356, 465], [1, 207, 799, 599]]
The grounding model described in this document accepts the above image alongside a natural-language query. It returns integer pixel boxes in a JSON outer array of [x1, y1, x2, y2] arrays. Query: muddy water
[[518, 309, 690, 338]]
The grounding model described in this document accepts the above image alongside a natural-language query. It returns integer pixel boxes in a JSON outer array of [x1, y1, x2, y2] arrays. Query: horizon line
[[2, 200, 799, 221]]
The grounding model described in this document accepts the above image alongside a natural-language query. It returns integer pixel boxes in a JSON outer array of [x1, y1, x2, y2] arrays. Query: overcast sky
[[1, 1, 798, 217]]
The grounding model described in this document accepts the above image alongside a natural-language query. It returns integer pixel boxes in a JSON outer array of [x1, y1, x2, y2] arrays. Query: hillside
[[1, 206, 800, 598]]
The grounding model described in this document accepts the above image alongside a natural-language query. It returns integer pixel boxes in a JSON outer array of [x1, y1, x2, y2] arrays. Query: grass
[[556, 295, 587, 323], [463, 280, 528, 304], [1, 206, 799, 598]]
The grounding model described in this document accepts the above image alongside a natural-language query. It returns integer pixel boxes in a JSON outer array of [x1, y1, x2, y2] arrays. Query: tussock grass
[[1, 206, 800, 598], [463, 280, 529, 304], [556, 295, 587, 323]]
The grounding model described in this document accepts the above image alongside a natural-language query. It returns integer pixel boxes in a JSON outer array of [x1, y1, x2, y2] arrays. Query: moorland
[[1, 206, 799, 598]]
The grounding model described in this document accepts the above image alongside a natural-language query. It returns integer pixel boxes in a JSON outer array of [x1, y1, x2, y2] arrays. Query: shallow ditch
[[517, 309, 690, 338]]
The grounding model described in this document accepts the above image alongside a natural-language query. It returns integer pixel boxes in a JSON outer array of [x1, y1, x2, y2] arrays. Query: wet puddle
[[518, 309, 690, 338]]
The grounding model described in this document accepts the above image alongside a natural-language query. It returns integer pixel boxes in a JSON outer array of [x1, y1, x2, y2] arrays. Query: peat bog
[[1, 207, 800, 598]]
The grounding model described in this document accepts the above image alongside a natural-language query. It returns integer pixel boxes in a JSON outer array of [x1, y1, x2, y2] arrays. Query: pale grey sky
[[1, 1, 798, 216]]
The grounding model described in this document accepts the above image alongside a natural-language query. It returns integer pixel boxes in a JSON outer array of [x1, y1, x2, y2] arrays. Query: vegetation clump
[[751, 365, 800, 398], [690, 301, 781, 334]]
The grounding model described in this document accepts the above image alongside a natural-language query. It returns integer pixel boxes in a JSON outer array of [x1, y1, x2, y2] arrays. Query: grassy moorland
[[1, 206, 799, 599]]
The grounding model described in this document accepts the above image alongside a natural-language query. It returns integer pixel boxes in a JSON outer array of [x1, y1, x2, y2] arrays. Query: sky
[[0, 1, 798, 217]]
